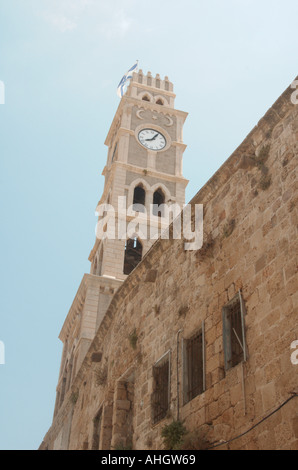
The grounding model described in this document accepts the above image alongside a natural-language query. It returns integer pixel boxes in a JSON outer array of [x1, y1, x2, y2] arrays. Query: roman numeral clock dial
[[138, 128, 166, 151]]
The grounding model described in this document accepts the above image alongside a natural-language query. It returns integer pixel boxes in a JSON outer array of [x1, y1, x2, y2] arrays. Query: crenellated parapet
[[133, 70, 173, 92], [126, 70, 176, 108]]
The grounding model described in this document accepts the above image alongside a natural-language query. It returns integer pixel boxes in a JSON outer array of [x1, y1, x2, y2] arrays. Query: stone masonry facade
[[40, 78, 298, 450]]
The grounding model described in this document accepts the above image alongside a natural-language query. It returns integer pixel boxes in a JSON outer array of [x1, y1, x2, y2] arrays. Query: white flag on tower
[[117, 61, 139, 98]]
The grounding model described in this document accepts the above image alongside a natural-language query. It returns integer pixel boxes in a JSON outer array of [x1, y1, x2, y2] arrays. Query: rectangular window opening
[[183, 326, 205, 405], [151, 354, 170, 425], [223, 292, 247, 371]]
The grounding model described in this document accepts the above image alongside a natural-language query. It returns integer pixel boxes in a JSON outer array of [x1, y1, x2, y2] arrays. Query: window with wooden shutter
[[183, 323, 205, 405], [133, 185, 146, 211], [151, 352, 170, 424], [222, 291, 247, 371]]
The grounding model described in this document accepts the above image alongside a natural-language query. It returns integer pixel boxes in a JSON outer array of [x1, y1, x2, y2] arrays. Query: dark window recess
[[184, 332, 204, 403], [92, 408, 102, 450], [123, 238, 143, 275], [156, 99, 163, 105], [153, 189, 165, 217], [142, 95, 150, 101], [152, 358, 169, 424], [222, 293, 247, 370], [133, 185, 145, 211]]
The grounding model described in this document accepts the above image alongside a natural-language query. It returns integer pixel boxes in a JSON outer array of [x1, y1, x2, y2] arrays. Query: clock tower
[[88, 69, 189, 280], [53, 70, 188, 417]]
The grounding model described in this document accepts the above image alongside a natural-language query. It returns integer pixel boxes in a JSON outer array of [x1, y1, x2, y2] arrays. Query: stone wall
[[40, 79, 298, 450]]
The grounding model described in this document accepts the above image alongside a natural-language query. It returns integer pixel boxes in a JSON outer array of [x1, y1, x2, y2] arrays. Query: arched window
[[133, 185, 145, 212], [153, 188, 165, 217], [156, 99, 164, 106], [142, 95, 150, 102], [123, 238, 143, 275]]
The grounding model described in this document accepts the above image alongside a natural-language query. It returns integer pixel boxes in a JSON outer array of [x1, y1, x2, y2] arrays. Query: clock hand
[[145, 133, 159, 141]]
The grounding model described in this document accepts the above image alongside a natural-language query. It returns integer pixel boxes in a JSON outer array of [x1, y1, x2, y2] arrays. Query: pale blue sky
[[0, 0, 297, 450]]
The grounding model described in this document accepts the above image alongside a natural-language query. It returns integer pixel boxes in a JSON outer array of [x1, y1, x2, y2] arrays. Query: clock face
[[138, 128, 166, 151]]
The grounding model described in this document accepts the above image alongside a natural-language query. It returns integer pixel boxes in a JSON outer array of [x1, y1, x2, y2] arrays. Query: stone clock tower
[[89, 69, 189, 280], [53, 70, 188, 418]]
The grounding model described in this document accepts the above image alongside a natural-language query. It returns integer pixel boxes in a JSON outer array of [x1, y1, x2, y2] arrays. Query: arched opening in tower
[[133, 185, 146, 212], [153, 188, 165, 217]]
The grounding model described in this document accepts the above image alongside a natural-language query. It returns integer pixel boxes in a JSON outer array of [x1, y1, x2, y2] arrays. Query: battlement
[[131, 70, 174, 93], [126, 70, 175, 108]]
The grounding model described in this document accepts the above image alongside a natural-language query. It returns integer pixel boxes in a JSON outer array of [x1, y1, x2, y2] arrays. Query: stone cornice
[[59, 276, 87, 343], [88, 238, 100, 262], [111, 160, 188, 186], [130, 80, 176, 98], [104, 100, 125, 147], [93, 160, 189, 217], [125, 97, 187, 117], [59, 274, 123, 343]]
